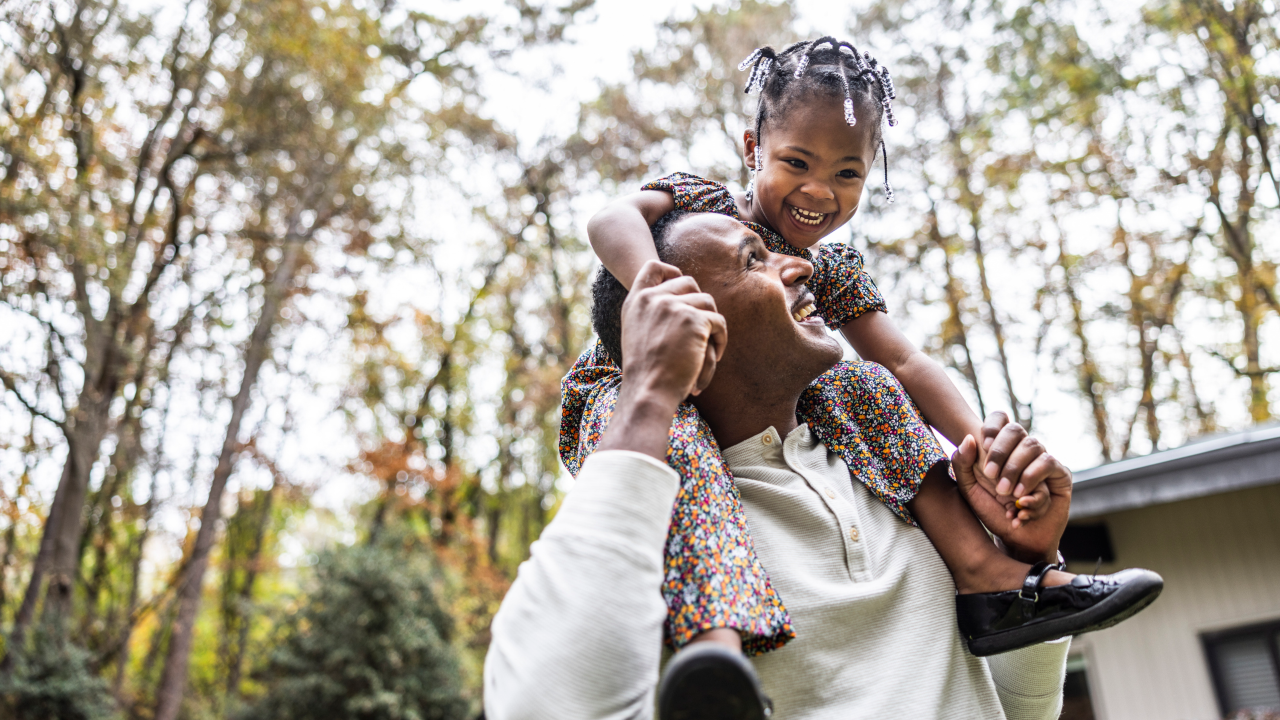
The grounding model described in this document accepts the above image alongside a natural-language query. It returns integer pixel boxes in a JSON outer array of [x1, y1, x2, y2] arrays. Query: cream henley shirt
[[484, 424, 1069, 720]]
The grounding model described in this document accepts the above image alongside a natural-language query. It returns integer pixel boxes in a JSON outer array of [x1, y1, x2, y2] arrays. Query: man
[[484, 213, 1078, 719]]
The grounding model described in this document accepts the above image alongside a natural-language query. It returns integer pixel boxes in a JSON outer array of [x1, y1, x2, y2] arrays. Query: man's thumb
[[631, 260, 682, 291], [951, 435, 978, 487]]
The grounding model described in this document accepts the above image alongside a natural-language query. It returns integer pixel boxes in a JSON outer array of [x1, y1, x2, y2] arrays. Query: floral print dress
[[559, 172, 947, 655]]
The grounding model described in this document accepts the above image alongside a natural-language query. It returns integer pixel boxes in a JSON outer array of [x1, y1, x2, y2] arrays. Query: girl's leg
[[907, 461, 1073, 593], [687, 628, 744, 652]]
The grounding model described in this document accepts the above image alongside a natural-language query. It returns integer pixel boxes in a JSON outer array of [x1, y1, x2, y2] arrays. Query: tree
[[237, 539, 469, 720]]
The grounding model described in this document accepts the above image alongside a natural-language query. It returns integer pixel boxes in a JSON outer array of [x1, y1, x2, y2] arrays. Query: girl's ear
[[743, 130, 759, 170]]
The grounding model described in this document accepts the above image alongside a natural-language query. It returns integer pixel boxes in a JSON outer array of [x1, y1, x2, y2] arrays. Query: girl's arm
[[840, 311, 985, 455], [587, 190, 677, 290]]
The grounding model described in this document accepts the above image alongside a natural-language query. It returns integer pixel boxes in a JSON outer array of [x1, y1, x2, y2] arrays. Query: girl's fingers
[[1014, 487, 1051, 521]]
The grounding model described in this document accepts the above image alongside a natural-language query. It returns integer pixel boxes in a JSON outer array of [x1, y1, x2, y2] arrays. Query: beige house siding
[[1066, 482, 1280, 720]]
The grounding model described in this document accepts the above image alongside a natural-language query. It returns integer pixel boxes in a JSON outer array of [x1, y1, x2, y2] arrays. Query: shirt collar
[[722, 423, 814, 471]]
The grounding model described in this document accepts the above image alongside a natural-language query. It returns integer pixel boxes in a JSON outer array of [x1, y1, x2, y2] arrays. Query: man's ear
[[743, 130, 758, 170]]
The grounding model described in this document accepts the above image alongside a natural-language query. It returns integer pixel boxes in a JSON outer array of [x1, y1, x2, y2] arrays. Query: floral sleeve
[[806, 242, 887, 329], [641, 172, 741, 216]]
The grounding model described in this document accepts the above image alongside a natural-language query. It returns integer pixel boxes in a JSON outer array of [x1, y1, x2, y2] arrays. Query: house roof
[[1069, 424, 1280, 519]]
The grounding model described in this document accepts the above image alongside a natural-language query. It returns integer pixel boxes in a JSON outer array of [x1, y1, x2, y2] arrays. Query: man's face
[[666, 213, 843, 394]]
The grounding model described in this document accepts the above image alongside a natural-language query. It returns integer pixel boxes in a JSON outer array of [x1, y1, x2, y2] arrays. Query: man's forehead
[[672, 213, 761, 256]]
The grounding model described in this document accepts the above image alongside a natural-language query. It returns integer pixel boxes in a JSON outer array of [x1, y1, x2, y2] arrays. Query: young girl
[[561, 37, 1161, 718]]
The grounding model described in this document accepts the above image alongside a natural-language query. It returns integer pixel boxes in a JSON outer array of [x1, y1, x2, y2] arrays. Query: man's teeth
[[790, 206, 826, 226], [792, 303, 816, 321]]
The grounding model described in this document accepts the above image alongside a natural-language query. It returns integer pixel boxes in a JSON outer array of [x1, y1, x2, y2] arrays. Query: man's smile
[[791, 291, 820, 324]]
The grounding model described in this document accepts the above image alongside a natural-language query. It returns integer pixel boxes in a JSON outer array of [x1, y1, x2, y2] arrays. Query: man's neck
[[692, 383, 803, 450]]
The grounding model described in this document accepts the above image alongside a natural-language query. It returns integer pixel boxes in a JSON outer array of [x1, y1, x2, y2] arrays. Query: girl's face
[[743, 93, 879, 249]]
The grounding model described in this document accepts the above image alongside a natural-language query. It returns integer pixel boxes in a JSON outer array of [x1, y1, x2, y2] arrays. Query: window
[[1204, 620, 1280, 717], [1061, 655, 1097, 720]]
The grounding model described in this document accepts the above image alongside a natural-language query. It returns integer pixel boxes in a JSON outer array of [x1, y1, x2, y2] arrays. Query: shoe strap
[[1017, 561, 1055, 618]]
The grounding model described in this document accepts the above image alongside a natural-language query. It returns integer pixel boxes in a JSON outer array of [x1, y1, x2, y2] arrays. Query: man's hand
[[970, 412, 1058, 522], [953, 432, 1072, 565], [597, 261, 727, 461]]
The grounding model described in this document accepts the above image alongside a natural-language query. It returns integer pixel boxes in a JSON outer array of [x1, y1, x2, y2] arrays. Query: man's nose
[[781, 256, 814, 286]]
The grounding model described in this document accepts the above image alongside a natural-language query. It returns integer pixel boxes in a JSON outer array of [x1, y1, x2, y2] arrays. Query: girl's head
[[738, 37, 897, 250]]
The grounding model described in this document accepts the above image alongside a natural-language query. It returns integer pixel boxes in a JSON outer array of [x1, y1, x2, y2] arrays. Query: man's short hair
[[590, 210, 694, 366]]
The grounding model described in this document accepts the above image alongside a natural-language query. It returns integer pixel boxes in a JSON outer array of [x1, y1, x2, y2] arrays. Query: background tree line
[[0, 0, 1275, 718]]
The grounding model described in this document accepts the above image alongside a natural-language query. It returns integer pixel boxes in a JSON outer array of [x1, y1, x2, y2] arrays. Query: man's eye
[[747, 252, 758, 267]]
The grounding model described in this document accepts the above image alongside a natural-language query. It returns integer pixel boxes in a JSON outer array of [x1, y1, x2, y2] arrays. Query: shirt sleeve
[[641, 172, 741, 216], [806, 242, 887, 329], [483, 451, 680, 720], [984, 637, 1071, 720]]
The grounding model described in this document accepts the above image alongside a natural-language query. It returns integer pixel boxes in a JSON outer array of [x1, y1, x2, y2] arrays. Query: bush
[[237, 540, 469, 720], [0, 624, 116, 720]]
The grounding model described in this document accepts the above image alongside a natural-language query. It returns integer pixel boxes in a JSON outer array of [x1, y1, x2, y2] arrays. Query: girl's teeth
[[790, 206, 825, 226]]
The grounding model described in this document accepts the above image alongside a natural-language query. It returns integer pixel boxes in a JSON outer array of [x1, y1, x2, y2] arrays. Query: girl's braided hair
[[739, 37, 898, 202]]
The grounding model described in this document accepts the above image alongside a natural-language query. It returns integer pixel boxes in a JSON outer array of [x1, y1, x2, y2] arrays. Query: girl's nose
[[801, 181, 835, 202]]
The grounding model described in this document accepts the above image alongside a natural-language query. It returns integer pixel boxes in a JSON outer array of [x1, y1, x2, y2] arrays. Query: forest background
[[0, 0, 1276, 718]]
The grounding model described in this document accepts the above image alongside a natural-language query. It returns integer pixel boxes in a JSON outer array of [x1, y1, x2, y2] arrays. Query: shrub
[[237, 540, 469, 720], [0, 624, 116, 720]]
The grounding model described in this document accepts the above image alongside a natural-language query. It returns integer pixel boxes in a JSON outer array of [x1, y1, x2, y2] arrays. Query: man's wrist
[[596, 380, 682, 461]]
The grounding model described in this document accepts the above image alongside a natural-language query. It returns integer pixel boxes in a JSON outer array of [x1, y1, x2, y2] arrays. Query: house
[[1057, 424, 1280, 720]]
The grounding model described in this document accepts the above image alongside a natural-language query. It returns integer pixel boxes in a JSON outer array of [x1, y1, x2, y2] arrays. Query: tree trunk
[[7, 394, 111, 661], [152, 237, 303, 720], [928, 205, 987, 417], [222, 486, 274, 714], [1058, 238, 1113, 461]]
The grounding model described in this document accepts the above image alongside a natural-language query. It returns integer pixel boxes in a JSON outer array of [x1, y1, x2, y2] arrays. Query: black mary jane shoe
[[956, 561, 1164, 657], [657, 643, 773, 720]]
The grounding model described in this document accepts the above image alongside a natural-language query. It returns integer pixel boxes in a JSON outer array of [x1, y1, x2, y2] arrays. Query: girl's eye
[[787, 159, 807, 170], [838, 169, 860, 179]]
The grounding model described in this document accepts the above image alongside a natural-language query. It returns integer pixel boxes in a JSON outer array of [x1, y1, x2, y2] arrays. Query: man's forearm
[[483, 450, 679, 720]]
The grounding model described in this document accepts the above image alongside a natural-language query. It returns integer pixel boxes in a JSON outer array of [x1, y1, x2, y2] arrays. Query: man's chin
[[794, 332, 844, 379]]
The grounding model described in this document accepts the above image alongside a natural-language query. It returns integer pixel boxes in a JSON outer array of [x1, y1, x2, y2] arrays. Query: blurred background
[[0, 0, 1276, 718]]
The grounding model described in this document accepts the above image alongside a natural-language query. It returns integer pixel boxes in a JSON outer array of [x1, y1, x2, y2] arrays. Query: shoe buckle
[[1018, 589, 1039, 603]]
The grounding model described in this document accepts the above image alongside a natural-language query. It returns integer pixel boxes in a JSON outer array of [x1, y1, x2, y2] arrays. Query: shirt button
[[824, 487, 836, 499], [848, 526, 860, 542], [762, 434, 773, 445]]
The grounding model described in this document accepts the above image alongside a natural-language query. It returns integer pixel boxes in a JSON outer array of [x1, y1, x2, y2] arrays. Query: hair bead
[[737, 48, 763, 72], [881, 140, 894, 203], [793, 54, 810, 78], [843, 97, 856, 127]]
